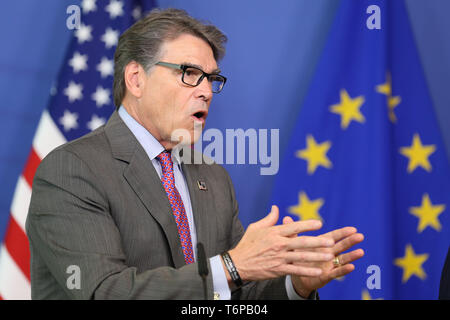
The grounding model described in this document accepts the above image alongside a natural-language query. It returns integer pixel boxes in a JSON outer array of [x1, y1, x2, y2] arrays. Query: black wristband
[[221, 251, 243, 288]]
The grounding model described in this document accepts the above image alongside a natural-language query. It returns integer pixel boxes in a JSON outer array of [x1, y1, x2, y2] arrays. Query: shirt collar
[[118, 105, 182, 166]]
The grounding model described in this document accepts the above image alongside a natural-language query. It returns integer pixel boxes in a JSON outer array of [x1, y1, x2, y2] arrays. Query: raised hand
[[227, 205, 335, 282], [282, 215, 365, 298]]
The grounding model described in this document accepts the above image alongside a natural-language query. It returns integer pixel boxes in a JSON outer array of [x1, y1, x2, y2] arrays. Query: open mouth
[[192, 111, 207, 122]]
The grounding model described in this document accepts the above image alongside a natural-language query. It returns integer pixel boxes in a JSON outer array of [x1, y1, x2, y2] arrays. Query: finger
[[280, 265, 323, 277], [284, 251, 334, 263], [321, 227, 357, 242], [282, 216, 299, 239], [328, 264, 355, 279], [336, 249, 365, 265], [287, 235, 334, 250], [276, 219, 323, 237], [282, 216, 295, 225], [333, 233, 364, 255], [252, 205, 279, 228]]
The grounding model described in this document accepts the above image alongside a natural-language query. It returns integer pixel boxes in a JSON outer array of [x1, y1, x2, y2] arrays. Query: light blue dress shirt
[[118, 106, 302, 300]]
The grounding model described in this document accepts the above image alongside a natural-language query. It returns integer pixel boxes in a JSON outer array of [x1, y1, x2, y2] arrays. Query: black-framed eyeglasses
[[155, 61, 227, 93]]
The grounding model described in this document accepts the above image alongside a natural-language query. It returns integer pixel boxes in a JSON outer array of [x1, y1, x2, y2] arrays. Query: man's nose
[[194, 77, 213, 101]]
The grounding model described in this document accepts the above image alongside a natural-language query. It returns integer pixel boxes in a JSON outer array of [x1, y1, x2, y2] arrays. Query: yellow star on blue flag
[[270, 0, 450, 299]]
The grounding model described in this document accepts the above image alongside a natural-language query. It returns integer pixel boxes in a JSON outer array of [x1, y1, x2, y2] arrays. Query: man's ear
[[124, 61, 145, 99]]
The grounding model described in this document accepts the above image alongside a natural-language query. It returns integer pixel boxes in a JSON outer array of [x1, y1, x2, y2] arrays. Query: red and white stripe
[[0, 111, 66, 300]]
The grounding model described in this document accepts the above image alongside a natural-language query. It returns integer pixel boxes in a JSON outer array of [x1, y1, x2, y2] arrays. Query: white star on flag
[[105, 0, 124, 19], [81, 0, 97, 14], [68, 52, 88, 73], [59, 110, 79, 131], [91, 86, 111, 107], [74, 24, 93, 44], [101, 28, 119, 49], [64, 81, 83, 102], [96, 57, 114, 78], [87, 114, 106, 131]]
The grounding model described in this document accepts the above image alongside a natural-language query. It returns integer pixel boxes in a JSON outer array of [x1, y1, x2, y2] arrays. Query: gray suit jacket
[[26, 111, 288, 300]]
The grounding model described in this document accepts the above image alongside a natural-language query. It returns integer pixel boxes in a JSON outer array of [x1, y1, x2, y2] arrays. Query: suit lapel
[[181, 151, 216, 257], [104, 112, 186, 268], [182, 164, 206, 246]]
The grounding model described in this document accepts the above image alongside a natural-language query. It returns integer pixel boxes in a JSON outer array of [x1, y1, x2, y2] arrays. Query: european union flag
[[270, 0, 450, 299]]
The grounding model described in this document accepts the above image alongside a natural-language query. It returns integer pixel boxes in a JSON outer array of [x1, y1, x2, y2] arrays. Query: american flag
[[0, 0, 155, 299]]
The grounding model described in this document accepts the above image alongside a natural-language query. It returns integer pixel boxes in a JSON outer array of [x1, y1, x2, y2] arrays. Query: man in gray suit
[[26, 8, 364, 300]]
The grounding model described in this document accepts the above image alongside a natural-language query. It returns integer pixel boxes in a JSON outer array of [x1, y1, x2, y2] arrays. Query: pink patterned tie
[[156, 151, 194, 264]]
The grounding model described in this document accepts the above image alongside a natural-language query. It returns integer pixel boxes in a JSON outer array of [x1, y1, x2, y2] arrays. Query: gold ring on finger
[[333, 256, 341, 267]]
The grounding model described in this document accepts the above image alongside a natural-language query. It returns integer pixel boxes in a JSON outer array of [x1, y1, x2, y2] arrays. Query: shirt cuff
[[285, 275, 317, 300], [210, 255, 231, 300]]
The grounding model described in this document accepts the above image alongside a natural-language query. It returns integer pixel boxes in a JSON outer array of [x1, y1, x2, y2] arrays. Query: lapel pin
[[197, 180, 207, 191]]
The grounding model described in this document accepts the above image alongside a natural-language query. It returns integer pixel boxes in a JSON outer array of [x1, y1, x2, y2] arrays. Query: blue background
[[1, 0, 449, 251]]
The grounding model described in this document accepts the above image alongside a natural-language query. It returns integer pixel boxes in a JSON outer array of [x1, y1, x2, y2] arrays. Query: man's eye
[[185, 68, 202, 77]]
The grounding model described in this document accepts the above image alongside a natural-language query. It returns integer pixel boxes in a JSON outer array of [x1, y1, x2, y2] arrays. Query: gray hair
[[113, 8, 227, 107]]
